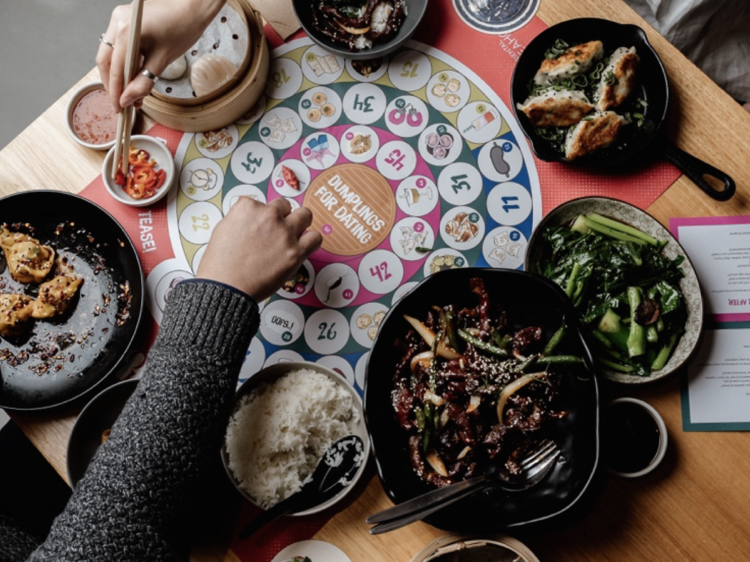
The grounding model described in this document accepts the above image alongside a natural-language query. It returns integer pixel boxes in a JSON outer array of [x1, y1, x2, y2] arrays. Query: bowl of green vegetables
[[525, 196, 703, 384]]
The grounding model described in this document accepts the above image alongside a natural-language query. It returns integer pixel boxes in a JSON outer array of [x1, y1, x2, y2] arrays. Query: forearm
[[30, 281, 258, 561]]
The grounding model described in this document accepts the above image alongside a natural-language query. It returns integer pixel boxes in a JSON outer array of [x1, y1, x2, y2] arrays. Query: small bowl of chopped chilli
[[222, 361, 370, 516], [365, 268, 599, 533], [66, 82, 135, 151], [525, 196, 704, 384], [102, 135, 175, 207]]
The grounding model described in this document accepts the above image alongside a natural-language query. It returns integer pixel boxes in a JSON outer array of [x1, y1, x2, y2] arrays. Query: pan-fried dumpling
[[30, 275, 84, 319], [564, 111, 626, 160], [0, 294, 33, 338], [534, 40, 604, 85], [0, 226, 34, 250], [190, 55, 236, 98], [1, 227, 55, 284], [516, 89, 594, 127], [595, 47, 640, 111]]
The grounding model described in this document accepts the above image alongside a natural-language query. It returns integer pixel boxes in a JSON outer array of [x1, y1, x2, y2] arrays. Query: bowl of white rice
[[222, 361, 369, 515]]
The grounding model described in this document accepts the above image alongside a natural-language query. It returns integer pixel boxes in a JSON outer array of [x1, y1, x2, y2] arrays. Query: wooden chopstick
[[111, 0, 145, 179]]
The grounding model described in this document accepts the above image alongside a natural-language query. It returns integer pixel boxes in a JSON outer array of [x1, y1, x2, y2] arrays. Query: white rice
[[225, 369, 357, 509]]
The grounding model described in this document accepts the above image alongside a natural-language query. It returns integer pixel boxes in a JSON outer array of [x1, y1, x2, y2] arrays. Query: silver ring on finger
[[140, 68, 160, 83], [99, 34, 115, 49]]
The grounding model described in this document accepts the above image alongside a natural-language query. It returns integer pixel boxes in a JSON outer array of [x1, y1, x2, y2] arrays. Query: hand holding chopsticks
[[110, 0, 145, 181]]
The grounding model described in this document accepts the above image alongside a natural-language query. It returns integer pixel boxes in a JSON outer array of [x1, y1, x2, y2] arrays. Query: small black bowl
[[364, 268, 600, 533], [511, 18, 667, 167], [66, 378, 139, 487], [292, 0, 429, 60]]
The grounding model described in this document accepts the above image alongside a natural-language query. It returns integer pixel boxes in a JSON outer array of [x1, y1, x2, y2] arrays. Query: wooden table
[[3, 0, 750, 560]]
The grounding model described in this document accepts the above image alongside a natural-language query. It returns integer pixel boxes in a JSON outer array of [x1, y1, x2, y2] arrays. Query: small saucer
[[66, 82, 134, 150]]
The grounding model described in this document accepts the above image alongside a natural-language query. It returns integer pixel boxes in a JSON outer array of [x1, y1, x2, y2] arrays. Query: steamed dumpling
[[564, 111, 626, 160], [191, 55, 236, 97], [594, 47, 640, 111], [162, 55, 188, 80], [534, 40, 604, 85], [517, 89, 594, 127]]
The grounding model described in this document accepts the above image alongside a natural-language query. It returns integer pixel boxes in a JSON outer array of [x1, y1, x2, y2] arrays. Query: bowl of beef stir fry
[[364, 268, 600, 532], [293, 0, 429, 59]]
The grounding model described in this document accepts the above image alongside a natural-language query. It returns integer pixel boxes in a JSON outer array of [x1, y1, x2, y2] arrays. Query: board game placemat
[[78, 2, 682, 559]]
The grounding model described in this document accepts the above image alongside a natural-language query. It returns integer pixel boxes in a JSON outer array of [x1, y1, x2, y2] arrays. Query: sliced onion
[[410, 351, 433, 373], [403, 315, 462, 360], [464, 327, 481, 337], [439, 409, 450, 429], [426, 451, 448, 477], [467, 394, 481, 413], [336, 20, 371, 34], [456, 446, 472, 460], [424, 389, 445, 407], [496, 371, 547, 423], [513, 349, 527, 361]]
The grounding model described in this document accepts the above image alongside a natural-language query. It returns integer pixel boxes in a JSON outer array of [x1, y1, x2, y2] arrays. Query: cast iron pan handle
[[662, 140, 736, 201]]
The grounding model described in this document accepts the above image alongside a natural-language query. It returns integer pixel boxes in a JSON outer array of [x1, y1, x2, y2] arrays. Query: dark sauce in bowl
[[603, 400, 661, 474]]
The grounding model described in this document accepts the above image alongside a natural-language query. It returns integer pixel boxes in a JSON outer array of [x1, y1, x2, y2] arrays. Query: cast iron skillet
[[511, 18, 735, 202], [364, 268, 599, 533], [0, 191, 143, 411]]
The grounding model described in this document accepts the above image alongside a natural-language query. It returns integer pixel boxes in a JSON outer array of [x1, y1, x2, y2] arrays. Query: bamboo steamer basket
[[141, 0, 269, 132], [410, 534, 540, 562], [150, 0, 252, 107]]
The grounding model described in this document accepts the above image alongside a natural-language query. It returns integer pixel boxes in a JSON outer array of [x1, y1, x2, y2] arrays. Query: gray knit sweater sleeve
[[28, 281, 259, 562]]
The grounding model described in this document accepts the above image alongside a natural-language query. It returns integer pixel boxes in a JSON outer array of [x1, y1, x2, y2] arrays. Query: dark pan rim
[[0, 190, 145, 411]]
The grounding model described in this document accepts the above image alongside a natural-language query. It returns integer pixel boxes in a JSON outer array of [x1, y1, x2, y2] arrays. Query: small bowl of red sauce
[[66, 82, 133, 150], [603, 397, 668, 478], [102, 135, 175, 207]]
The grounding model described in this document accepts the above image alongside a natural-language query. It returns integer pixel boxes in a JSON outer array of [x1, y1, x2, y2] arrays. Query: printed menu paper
[[680, 324, 750, 431], [671, 215, 750, 322], [671, 216, 750, 431]]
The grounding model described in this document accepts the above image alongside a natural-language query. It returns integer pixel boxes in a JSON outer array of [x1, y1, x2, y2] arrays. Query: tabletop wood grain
[[3, 0, 750, 560]]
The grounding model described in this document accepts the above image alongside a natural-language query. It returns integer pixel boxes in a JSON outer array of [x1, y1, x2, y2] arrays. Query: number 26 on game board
[[318, 322, 337, 341]]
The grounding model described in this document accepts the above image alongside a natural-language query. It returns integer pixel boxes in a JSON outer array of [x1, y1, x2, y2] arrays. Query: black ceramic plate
[[292, 0, 429, 60], [364, 268, 599, 532], [66, 378, 139, 487], [0, 191, 143, 410], [511, 18, 667, 167]]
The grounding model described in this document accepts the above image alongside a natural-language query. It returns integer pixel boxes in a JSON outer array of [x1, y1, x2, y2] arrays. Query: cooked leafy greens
[[537, 213, 686, 376]]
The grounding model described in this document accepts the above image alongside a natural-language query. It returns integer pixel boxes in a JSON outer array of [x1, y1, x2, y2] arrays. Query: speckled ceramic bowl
[[221, 361, 369, 516], [525, 196, 703, 384]]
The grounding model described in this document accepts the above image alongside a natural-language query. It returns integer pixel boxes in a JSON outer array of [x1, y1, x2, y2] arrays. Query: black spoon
[[239, 435, 365, 540]]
